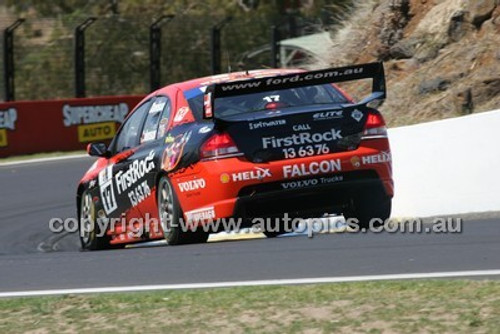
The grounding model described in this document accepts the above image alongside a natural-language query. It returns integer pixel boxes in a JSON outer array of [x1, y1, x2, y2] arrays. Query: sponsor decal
[[218, 66, 364, 92], [128, 180, 151, 207], [141, 130, 157, 143], [165, 134, 175, 143], [263, 95, 281, 103], [230, 167, 272, 182], [220, 173, 231, 184], [77, 122, 116, 143], [0, 108, 17, 147], [203, 92, 213, 118], [162, 131, 192, 172], [350, 156, 361, 168], [149, 100, 166, 113], [158, 118, 169, 138], [198, 126, 212, 134], [178, 178, 206, 192], [262, 129, 342, 149], [312, 110, 343, 121], [351, 109, 363, 122], [88, 179, 97, 189], [248, 119, 286, 130], [283, 159, 342, 178], [98, 165, 118, 215], [115, 150, 155, 195], [185, 206, 215, 222], [281, 178, 318, 189], [174, 107, 190, 123], [351, 151, 391, 168], [292, 124, 311, 131], [63, 103, 128, 143], [280, 175, 344, 189], [362, 151, 391, 165]]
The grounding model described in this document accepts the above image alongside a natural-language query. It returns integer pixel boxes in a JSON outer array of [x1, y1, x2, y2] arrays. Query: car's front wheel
[[79, 191, 111, 250], [157, 176, 209, 245]]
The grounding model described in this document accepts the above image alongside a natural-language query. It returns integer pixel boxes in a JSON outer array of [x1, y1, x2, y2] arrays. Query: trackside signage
[[0, 108, 17, 148], [0, 95, 144, 158], [62, 103, 129, 142]]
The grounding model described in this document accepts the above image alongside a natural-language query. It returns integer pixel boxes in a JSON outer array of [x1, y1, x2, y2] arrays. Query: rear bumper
[[170, 138, 393, 221], [233, 170, 386, 221]]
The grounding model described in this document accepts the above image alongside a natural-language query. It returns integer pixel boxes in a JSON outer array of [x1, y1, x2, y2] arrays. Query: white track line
[[1, 269, 499, 298], [0, 153, 89, 167]]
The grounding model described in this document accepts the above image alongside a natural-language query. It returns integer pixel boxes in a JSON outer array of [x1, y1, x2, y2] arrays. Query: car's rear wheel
[[343, 189, 392, 231], [79, 191, 111, 250], [157, 176, 209, 245]]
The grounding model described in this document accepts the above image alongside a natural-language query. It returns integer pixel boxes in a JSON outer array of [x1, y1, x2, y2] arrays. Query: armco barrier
[[390, 109, 500, 218], [0, 96, 144, 158]]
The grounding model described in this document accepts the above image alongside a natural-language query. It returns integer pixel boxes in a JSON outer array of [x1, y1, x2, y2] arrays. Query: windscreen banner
[[0, 95, 144, 158]]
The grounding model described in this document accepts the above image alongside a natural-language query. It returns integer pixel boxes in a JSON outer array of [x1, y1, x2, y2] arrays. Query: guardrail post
[[150, 15, 174, 92], [270, 25, 280, 68], [74, 17, 96, 98], [3, 19, 25, 102], [211, 17, 232, 75]]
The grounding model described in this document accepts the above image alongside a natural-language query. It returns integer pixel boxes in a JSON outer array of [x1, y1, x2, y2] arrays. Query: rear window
[[184, 84, 348, 120]]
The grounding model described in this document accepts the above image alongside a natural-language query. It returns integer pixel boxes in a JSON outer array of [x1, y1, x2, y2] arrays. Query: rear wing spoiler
[[203, 62, 386, 119]]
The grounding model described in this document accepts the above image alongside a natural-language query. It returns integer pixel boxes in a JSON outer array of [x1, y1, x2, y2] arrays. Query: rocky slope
[[327, 0, 500, 126]]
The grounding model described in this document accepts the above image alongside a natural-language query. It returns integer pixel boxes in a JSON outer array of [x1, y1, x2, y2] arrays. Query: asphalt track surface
[[0, 156, 499, 293]]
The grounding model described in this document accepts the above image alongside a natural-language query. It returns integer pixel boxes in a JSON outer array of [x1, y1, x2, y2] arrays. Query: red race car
[[77, 62, 393, 250]]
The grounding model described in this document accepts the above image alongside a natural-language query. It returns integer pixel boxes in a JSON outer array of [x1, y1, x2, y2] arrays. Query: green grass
[[1, 280, 499, 333], [0, 150, 86, 164]]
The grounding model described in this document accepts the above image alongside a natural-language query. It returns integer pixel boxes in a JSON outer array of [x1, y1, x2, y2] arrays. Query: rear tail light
[[362, 112, 388, 139], [200, 132, 243, 160]]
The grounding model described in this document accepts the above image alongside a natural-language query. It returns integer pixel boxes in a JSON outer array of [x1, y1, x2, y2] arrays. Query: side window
[[114, 101, 150, 153], [140, 96, 171, 143]]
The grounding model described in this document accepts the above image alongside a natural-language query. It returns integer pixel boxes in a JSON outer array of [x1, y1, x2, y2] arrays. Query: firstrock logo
[[115, 151, 155, 195], [262, 129, 342, 149]]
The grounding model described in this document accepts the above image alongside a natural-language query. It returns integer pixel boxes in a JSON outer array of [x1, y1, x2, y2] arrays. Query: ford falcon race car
[[77, 62, 393, 250]]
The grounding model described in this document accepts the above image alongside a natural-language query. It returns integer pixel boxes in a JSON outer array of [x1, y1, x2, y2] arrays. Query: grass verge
[[1, 280, 499, 333]]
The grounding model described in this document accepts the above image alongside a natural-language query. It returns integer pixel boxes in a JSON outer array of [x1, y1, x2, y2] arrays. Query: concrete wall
[[389, 109, 500, 217]]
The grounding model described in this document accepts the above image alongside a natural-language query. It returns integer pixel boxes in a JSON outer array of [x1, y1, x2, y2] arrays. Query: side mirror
[[86, 143, 109, 157]]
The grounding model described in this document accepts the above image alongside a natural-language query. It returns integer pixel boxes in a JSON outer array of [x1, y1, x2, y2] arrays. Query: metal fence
[[1, 13, 324, 102]]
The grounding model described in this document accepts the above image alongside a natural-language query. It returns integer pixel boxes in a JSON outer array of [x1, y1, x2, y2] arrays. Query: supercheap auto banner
[[0, 95, 144, 158]]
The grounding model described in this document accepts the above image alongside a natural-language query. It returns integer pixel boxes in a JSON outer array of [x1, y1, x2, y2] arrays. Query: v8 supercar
[[77, 62, 393, 250]]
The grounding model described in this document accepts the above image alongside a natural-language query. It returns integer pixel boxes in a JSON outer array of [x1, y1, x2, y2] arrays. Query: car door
[[97, 99, 152, 223], [130, 96, 172, 230]]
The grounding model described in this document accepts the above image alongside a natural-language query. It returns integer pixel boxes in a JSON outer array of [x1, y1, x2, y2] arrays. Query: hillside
[[327, 0, 500, 126]]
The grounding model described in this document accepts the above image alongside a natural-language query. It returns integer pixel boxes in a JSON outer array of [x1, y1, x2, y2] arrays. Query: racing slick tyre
[[79, 191, 112, 251], [343, 189, 392, 231], [158, 176, 209, 245]]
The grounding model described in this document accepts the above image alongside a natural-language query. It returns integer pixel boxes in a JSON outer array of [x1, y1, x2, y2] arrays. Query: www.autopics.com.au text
[[49, 214, 463, 238]]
